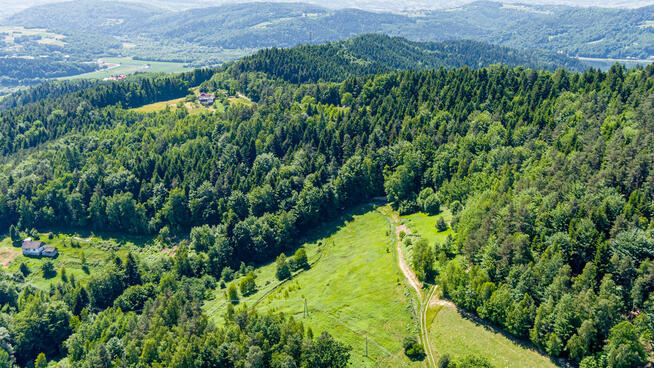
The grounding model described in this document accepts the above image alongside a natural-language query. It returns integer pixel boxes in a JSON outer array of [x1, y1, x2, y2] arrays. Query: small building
[[198, 92, 215, 105], [41, 247, 59, 258], [22, 240, 45, 257]]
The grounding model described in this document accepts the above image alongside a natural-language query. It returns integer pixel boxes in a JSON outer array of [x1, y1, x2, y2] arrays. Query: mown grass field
[[60, 57, 188, 80], [204, 204, 421, 367], [0, 232, 145, 289], [430, 304, 559, 368]]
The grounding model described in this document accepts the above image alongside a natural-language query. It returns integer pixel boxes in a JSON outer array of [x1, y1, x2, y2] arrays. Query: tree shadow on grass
[[451, 304, 574, 368]]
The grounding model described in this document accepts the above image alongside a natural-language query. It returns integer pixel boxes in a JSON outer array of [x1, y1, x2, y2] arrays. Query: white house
[[41, 247, 59, 258], [21, 240, 45, 257]]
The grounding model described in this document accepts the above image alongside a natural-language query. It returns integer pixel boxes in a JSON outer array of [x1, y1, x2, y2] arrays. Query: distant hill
[[2, 0, 164, 34], [231, 34, 586, 83], [2, 1, 652, 63]]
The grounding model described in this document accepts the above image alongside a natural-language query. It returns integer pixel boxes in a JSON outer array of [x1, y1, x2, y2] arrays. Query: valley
[[0, 2, 651, 367]]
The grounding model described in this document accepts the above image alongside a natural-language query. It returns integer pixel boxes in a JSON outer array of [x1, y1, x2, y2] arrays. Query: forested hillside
[[2, 1, 653, 63], [0, 52, 653, 366], [232, 34, 585, 83], [0, 58, 98, 88]]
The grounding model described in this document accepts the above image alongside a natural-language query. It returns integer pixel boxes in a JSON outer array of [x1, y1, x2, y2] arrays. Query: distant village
[[102, 74, 127, 81]]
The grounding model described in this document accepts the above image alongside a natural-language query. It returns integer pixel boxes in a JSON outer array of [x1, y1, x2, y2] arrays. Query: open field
[[401, 210, 453, 247], [131, 90, 227, 114], [429, 304, 559, 368], [0, 26, 66, 49], [60, 57, 189, 80], [204, 204, 421, 367], [0, 232, 146, 289]]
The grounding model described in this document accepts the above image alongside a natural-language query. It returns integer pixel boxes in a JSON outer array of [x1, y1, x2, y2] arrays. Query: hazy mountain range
[[0, 0, 651, 17]]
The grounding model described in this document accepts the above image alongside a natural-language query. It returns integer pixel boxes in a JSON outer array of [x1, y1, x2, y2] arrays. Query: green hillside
[[0, 45, 652, 367], [231, 34, 585, 84], [2, 1, 653, 62]]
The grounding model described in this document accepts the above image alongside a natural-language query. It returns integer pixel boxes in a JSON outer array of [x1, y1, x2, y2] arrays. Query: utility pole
[[304, 298, 308, 318], [365, 335, 368, 357]]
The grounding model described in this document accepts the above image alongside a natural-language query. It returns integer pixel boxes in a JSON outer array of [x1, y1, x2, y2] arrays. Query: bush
[[19, 263, 30, 277], [398, 200, 420, 215], [239, 271, 256, 296], [276, 254, 291, 280], [436, 217, 448, 232], [221, 266, 234, 282], [403, 336, 425, 361], [437, 353, 451, 368], [41, 261, 56, 279], [292, 248, 309, 270], [422, 194, 441, 214], [227, 283, 239, 304]]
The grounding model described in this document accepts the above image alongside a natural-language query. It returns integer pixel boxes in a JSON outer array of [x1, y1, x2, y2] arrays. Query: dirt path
[[388, 209, 437, 368], [421, 285, 438, 368], [391, 212, 423, 299]]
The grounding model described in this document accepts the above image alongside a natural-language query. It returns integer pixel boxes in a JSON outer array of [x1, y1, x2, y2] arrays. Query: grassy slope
[[400, 210, 559, 367], [430, 305, 558, 368], [204, 204, 421, 367], [131, 89, 228, 114], [0, 232, 144, 289]]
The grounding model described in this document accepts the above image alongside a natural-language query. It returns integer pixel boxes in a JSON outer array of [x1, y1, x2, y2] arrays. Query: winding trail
[[421, 285, 438, 368], [391, 212, 423, 299], [389, 210, 436, 368]]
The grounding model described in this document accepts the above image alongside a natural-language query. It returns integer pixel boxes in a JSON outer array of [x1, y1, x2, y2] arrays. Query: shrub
[[239, 271, 256, 296], [276, 254, 291, 280], [422, 194, 441, 214], [221, 266, 234, 282], [41, 261, 56, 279], [398, 200, 420, 215], [403, 336, 425, 360], [436, 217, 448, 232], [19, 263, 30, 277], [227, 283, 239, 304], [437, 353, 451, 368], [293, 248, 309, 270]]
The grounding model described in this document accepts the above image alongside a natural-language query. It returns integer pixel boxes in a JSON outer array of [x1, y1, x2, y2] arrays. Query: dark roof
[[43, 247, 57, 253], [22, 240, 45, 249]]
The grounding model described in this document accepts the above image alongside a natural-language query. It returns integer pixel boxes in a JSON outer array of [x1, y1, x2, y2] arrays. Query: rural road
[[389, 210, 436, 368]]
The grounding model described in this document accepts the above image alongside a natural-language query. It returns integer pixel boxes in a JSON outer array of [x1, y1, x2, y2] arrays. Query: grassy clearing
[[131, 92, 227, 114], [60, 57, 188, 80], [401, 210, 453, 247], [131, 97, 186, 113], [204, 204, 421, 367], [430, 305, 559, 368], [0, 232, 147, 289]]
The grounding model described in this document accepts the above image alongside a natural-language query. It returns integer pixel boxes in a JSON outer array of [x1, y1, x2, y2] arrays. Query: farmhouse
[[21, 240, 45, 256], [198, 92, 215, 105], [42, 247, 59, 258], [21, 239, 58, 258]]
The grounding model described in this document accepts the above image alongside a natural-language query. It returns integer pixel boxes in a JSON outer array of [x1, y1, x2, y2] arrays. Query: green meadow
[[204, 204, 422, 368], [60, 57, 188, 80], [430, 304, 559, 368]]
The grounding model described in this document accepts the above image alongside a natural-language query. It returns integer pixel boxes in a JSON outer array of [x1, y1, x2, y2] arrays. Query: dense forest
[[232, 34, 585, 84], [0, 58, 98, 88], [0, 46, 652, 366]]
